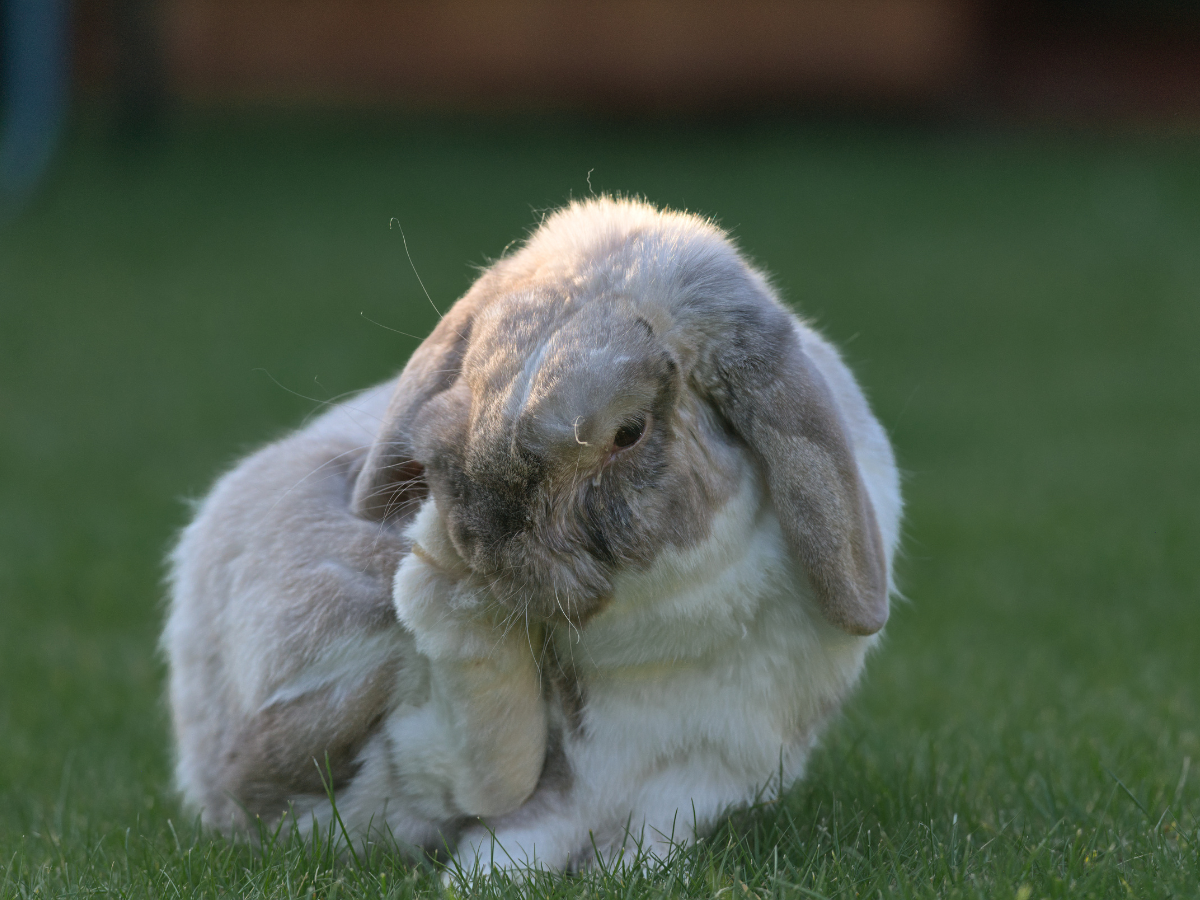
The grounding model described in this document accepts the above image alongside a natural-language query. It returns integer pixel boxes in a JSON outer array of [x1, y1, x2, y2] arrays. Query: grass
[[1, 112, 1197, 898]]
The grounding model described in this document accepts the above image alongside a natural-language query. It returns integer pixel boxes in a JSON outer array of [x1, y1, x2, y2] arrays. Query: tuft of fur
[[164, 197, 902, 872]]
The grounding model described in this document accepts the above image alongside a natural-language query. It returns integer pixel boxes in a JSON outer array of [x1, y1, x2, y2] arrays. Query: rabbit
[[163, 196, 902, 875]]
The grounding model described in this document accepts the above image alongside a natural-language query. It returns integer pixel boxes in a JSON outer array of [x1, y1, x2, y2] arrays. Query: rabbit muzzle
[[413, 311, 683, 625]]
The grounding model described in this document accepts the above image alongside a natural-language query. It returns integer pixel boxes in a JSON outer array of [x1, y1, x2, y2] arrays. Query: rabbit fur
[[164, 196, 902, 874]]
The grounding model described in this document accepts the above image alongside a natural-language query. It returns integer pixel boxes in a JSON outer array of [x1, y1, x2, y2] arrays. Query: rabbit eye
[[613, 416, 645, 450]]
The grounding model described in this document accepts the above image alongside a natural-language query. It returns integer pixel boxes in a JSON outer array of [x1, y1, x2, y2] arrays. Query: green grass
[[1, 113, 1197, 898]]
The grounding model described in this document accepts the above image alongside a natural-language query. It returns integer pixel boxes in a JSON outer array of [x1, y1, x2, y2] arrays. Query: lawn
[[1, 113, 1197, 898]]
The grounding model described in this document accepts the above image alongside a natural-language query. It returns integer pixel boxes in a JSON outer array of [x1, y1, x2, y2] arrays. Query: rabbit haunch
[[164, 197, 902, 871]]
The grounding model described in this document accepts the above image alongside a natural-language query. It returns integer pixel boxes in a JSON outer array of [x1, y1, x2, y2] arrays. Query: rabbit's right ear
[[351, 309, 473, 522], [699, 297, 888, 636]]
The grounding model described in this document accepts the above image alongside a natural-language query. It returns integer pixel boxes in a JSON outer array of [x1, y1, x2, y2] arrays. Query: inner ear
[[347, 308, 476, 523], [350, 456, 427, 523]]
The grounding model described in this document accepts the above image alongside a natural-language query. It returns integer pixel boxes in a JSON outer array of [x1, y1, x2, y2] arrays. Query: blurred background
[[64, 0, 1200, 121], [5, 0, 1200, 204], [65, 0, 1200, 119], [1, 1, 1198, 894]]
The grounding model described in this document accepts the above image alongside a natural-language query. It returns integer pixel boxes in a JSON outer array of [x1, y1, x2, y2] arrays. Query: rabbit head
[[352, 197, 887, 635]]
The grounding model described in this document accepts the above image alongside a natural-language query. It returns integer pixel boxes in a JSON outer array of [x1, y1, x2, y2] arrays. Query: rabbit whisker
[[359, 311, 424, 343], [253, 369, 387, 436], [262, 444, 374, 520], [389, 218, 471, 345]]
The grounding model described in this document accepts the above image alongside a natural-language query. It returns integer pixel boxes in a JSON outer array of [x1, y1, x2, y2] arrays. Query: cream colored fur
[[164, 197, 902, 875]]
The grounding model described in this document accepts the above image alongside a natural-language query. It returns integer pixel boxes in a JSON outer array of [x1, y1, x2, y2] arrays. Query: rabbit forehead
[[464, 300, 666, 450]]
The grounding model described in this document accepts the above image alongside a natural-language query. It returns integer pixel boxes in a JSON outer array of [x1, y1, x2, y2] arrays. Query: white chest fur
[[556, 469, 870, 811], [335, 466, 877, 873]]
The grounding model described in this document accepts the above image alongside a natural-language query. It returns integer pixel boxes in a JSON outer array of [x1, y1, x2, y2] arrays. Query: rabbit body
[[164, 198, 901, 873]]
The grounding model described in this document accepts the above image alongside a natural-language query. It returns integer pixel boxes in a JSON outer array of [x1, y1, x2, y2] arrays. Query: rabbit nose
[[451, 470, 537, 565]]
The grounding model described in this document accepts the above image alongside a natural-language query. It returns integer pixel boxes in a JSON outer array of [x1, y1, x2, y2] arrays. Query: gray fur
[[164, 196, 898, 843]]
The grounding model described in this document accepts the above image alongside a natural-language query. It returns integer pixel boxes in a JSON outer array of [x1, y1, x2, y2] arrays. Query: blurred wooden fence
[[73, 0, 1200, 122]]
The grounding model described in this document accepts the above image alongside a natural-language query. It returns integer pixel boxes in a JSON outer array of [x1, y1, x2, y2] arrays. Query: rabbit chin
[[466, 537, 615, 627]]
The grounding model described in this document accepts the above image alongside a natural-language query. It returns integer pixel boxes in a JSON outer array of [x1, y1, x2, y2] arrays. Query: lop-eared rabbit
[[165, 197, 901, 874]]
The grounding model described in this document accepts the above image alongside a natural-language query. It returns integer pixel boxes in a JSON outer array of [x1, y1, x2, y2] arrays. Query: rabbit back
[[164, 383, 421, 827]]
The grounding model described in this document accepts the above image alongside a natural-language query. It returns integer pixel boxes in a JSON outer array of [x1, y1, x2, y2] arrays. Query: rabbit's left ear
[[351, 302, 475, 522], [705, 304, 888, 635]]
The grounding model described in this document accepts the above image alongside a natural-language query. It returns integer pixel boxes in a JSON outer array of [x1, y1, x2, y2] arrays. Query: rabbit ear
[[351, 309, 474, 521], [705, 303, 888, 635]]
